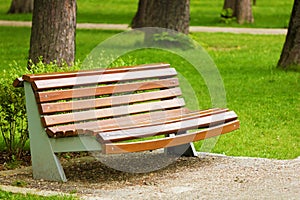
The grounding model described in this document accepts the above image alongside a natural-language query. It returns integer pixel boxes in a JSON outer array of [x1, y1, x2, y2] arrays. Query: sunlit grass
[[0, 26, 299, 159], [0, 189, 77, 200], [0, 0, 293, 28]]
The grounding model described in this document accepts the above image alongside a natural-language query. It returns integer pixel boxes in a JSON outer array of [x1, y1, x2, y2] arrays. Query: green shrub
[[0, 66, 28, 159], [0, 60, 81, 160], [27, 59, 81, 73], [0, 57, 137, 161], [220, 8, 236, 24]]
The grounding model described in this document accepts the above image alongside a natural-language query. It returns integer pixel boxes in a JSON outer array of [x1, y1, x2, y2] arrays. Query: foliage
[[220, 8, 236, 24], [0, 54, 138, 162], [0, 59, 81, 161], [221, 8, 234, 18], [79, 51, 137, 70], [27, 58, 81, 73], [109, 56, 137, 68], [0, 66, 28, 159]]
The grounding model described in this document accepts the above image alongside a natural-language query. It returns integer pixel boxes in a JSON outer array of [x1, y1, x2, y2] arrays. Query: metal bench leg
[[164, 132, 197, 157], [24, 82, 67, 182], [29, 131, 67, 182]]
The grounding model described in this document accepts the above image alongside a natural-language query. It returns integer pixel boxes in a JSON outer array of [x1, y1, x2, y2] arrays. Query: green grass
[[192, 33, 300, 159], [0, 26, 299, 160], [190, 0, 293, 28], [0, 189, 77, 200], [0, 27, 120, 70], [0, 0, 294, 28], [0, 26, 30, 70]]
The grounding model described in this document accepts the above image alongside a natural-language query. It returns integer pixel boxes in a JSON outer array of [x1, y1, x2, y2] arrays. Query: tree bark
[[278, 0, 300, 70], [236, 0, 254, 24], [223, 0, 237, 17], [222, 0, 254, 24], [28, 0, 76, 67], [7, 0, 33, 14], [131, 0, 190, 34]]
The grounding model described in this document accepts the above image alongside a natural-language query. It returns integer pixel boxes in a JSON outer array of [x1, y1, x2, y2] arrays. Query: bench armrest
[[13, 77, 24, 87]]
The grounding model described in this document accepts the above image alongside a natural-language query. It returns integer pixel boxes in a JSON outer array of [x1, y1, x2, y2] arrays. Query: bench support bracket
[[164, 132, 197, 157], [24, 82, 67, 182]]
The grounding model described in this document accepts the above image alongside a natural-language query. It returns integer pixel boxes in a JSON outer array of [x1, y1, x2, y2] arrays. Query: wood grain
[[42, 98, 186, 127], [40, 87, 182, 114], [22, 63, 170, 82], [36, 78, 179, 102], [102, 120, 240, 154], [97, 111, 238, 143], [46, 108, 191, 137], [33, 68, 177, 90]]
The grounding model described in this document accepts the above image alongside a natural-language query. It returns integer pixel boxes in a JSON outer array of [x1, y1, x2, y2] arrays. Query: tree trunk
[[7, 0, 33, 14], [253, 0, 257, 6], [223, 0, 237, 17], [28, 0, 76, 67], [131, 0, 190, 34], [278, 0, 300, 70], [222, 0, 254, 24], [236, 0, 254, 24]]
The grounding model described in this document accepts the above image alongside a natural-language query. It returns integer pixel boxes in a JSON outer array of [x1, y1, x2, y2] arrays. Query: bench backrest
[[22, 63, 187, 137]]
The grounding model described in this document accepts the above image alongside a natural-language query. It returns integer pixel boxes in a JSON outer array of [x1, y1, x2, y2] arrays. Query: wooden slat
[[40, 87, 182, 114], [46, 108, 226, 137], [37, 78, 179, 103], [22, 63, 170, 82], [32, 68, 177, 90], [42, 98, 186, 127], [46, 108, 191, 137], [90, 108, 229, 133], [102, 120, 240, 154], [97, 111, 238, 143], [60, 108, 229, 137], [97, 111, 237, 143]]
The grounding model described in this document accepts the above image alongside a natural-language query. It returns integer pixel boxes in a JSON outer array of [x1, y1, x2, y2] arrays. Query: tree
[[131, 0, 190, 34], [223, 0, 237, 17], [222, 0, 254, 24], [278, 0, 300, 70], [7, 0, 33, 14], [28, 0, 76, 66], [236, 0, 254, 24]]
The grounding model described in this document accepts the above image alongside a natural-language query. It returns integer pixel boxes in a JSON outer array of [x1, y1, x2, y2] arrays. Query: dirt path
[[0, 152, 299, 199], [0, 20, 287, 34]]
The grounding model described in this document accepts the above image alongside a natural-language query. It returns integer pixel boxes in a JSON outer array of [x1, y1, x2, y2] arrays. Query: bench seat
[[14, 63, 239, 181]]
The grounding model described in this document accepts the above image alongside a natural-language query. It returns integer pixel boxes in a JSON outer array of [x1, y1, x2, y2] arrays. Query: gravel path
[[0, 20, 287, 34], [0, 152, 299, 199]]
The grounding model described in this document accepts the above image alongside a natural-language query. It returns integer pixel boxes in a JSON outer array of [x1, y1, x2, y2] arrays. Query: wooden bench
[[13, 63, 239, 182]]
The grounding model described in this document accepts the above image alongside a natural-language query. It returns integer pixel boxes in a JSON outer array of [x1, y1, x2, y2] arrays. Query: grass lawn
[[192, 32, 299, 158], [0, 0, 293, 28], [0, 189, 77, 200], [0, 26, 299, 160]]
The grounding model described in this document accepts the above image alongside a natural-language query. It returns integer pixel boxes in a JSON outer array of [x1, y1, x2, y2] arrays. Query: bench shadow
[[63, 151, 214, 185]]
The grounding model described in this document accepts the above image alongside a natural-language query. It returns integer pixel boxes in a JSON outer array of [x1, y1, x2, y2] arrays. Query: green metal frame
[[24, 82, 101, 182]]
